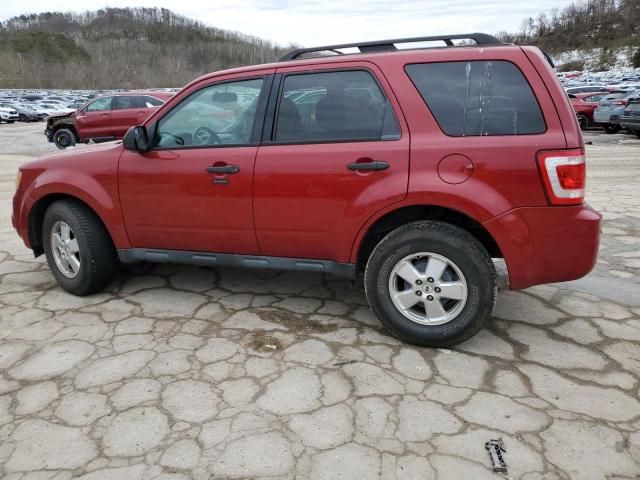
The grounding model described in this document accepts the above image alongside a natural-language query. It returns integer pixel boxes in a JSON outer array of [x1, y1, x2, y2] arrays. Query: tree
[[633, 48, 640, 68]]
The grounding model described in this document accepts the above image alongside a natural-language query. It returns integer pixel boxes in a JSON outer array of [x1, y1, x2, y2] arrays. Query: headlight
[[15, 171, 22, 190]]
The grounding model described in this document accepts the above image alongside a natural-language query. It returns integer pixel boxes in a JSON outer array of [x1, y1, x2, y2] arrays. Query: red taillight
[[537, 149, 586, 206]]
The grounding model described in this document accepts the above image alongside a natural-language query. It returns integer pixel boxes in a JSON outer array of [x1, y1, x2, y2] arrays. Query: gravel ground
[[0, 122, 638, 480]]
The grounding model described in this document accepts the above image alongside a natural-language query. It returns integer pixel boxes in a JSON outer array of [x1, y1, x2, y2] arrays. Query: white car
[[35, 103, 76, 117], [0, 106, 19, 123]]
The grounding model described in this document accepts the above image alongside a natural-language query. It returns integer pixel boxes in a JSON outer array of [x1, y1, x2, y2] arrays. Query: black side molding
[[118, 248, 356, 279]]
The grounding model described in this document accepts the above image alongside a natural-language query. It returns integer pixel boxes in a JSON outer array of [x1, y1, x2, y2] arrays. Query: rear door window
[[405, 61, 546, 136], [273, 70, 400, 143], [142, 96, 164, 107], [114, 96, 138, 110]]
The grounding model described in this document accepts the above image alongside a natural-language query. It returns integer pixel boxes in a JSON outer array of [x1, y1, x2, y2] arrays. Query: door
[[253, 65, 410, 262], [75, 96, 113, 139], [118, 74, 272, 254], [111, 95, 149, 138]]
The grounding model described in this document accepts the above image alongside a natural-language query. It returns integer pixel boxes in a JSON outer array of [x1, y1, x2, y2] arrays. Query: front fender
[[24, 169, 130, 249]]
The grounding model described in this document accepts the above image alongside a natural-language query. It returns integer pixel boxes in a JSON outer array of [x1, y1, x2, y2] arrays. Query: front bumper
[[483, 204, 602, 290], [45, 127, 54, 142], [12, 188, 31, 247]]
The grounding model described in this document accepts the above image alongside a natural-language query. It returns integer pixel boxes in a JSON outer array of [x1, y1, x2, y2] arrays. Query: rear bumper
[[594, 110, 621, 124], [484, 204, 602, 290]]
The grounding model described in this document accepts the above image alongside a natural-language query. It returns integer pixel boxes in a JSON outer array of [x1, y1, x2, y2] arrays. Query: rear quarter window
[[405, 61, 546, 136]]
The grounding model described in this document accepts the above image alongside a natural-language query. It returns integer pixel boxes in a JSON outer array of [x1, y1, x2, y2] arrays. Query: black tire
[[7, 120, 15, 124], [18, 114, 27, 122], [577, 115, 589, 130], [364, 221, 496, 347], [53, 128, 77, 149], [634, 130, 640, 139], [42, 200, 116, 296], [603, 124, 620, 134]]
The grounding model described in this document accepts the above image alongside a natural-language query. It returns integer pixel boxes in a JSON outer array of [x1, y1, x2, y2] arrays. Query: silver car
[[593, 90, 640, 133]]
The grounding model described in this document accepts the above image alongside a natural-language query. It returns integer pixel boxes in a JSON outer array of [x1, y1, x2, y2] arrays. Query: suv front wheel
[[42, 200, 116, 295], [53, 128, 77, 149], [364, 221, 496, 347]]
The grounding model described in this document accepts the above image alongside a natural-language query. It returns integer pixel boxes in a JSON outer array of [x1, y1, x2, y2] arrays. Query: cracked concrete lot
[[0, 123, 639, 480]]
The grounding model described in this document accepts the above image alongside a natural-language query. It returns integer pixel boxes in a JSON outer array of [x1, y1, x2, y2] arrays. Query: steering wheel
[[193, 127, 221, 146]]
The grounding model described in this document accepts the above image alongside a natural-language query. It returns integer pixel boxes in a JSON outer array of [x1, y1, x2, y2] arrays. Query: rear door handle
[[347, 160, 389, 171], [206, 165, 240, 174]]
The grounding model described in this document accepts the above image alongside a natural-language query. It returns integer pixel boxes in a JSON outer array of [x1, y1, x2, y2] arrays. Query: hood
[[46, 110, 75, 126], [49, 111, 75, 120], [25, 140, 123, 169]]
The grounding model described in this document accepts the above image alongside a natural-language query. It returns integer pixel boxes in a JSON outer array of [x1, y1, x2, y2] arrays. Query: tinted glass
[[274, 70, 400, 143], [156, 78, 263, 148], [114, 96, 139, 110], [86, 97, 112, 112], [406, 61, 546, 136], [143, 96, 164, 107]]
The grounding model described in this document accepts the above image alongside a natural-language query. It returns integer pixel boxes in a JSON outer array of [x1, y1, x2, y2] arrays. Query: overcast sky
[[0, 0, 577, 46]]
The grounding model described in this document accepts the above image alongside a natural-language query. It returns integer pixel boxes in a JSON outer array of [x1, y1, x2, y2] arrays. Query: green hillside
[[0, 8, 287, 88]]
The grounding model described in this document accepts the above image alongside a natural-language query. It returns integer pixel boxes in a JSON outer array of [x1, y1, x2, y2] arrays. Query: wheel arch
[[52, 123, 80, 141], [353, 204, 502, 272], [28, 194, 113, 257]]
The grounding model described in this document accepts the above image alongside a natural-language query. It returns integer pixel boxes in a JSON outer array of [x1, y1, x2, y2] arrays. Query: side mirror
[[123, 126, 150, 152]]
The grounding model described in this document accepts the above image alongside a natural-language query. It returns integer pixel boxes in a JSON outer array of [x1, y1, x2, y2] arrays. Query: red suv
[[569, 92, 607, 129], [13, 34, 601, 347], [45, 92, 173, 149]]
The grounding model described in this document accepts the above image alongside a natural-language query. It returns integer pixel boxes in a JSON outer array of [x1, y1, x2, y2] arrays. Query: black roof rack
[[278, 33, 504, 61]]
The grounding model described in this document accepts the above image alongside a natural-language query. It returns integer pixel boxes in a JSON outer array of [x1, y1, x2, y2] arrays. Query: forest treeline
[[1, 2, 639, 88], [0, 8, 287, 88], [499, 0, 639, 70]]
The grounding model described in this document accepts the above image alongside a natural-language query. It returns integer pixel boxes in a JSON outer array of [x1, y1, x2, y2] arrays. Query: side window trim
[[262, 67, 401, 146], [148, 74, 274, 151]]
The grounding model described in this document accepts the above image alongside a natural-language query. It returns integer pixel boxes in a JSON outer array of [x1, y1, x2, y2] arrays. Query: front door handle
[[206, 165, 240, 174], [347, 160, 389, 171]]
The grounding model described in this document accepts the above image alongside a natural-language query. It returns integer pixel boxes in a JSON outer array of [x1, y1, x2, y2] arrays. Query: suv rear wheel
[[42, 200, 116, 295], [364, 221, 496, 347]]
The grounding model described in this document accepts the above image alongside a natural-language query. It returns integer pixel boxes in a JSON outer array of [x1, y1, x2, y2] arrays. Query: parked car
[[13, 33, 601, 347], [45, 92, 172, 149], [0, 102, 46, 122], [37, 103, 76, 117], [620, 97, 640, 138], [19, 103, 51, 119], [0, 106, 18, 123], [565, 85, 609, 94], [593, 90, 640, 133], [568, 92, 607, 129]]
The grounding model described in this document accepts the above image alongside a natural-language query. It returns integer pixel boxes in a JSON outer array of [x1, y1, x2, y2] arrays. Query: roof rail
[[278, 33, 504, 61]]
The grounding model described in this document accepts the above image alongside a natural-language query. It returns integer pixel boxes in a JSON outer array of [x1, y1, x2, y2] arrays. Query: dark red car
[[45, 91, 174, 149], [569, 92, 607, 129], [13, 33, 601, 347]]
